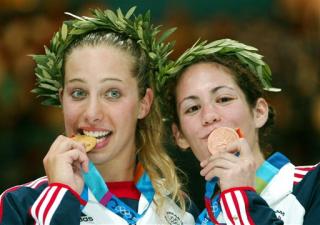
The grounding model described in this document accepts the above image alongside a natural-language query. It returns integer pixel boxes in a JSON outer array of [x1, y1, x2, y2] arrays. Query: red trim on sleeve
[[220, 187, 256, 225], [240, 189, 255, 225], [43, 186, 62, 223], [295, 164, 318, 171], [220, 194, 235, 225], [221, 186, 255, 195], [34, 186, 50, 219], [0, 186, 21, 222], [49, 183, 87, 206], [30, 184, 71, 223], [230, 191, 245, 225]]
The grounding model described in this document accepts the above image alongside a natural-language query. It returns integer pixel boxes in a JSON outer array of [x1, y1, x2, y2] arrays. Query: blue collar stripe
[[256, 161, 279, 183], [136, 172, 154, 202], [267, 152, 290, 169]]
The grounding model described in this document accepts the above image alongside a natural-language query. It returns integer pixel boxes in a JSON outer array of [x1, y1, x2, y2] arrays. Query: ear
[[253, 98, 269, 128], [138, 88, 153, 119], [172, 123, 190, 150], [59, 88, 63, 107]]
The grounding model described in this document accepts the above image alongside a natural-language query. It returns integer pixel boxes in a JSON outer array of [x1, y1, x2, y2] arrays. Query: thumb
[[226, 137, 251, 157]]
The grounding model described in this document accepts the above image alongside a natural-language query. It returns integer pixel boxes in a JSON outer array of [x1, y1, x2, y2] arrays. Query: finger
[[72, 160, 89, 174], [49, 135, 86, 154], [81, 159, 89, 173], [202, 167, 226, 181], [225, 138, 251, 157], [200, 158, 210, 168], [201, 151, 237, 167], [200, 158, 234, 177], [47, 135, 67, 154], [60, 139, 86, 153], [211, 151, 239, 163], [44, 135, 69, 167], [69, 138, 87, 153], [65, 149, 89, 172]]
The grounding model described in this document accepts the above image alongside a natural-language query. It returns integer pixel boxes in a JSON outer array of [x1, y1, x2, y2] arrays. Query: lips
[[201, 128, 218, 140]]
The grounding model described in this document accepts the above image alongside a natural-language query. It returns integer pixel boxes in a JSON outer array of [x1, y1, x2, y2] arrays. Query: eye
[[185, 105, 200, 114], [105, 88, 121, 99], [71, 88, 87, 100], [216, 96, 234, 104]]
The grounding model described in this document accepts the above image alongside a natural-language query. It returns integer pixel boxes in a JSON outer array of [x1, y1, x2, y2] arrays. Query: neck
[[253, 147, 265, 170], [96, 157, 136, 182]]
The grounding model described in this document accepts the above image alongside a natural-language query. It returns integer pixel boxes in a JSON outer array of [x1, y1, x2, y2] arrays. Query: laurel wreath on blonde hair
[[31, 6, 176, 107]]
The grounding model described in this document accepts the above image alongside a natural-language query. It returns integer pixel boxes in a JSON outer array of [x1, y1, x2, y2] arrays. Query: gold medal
[[72, 135, 97, 152]]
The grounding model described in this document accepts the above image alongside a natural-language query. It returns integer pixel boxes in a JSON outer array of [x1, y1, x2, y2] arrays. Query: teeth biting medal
[[72, 135, 97, 152]]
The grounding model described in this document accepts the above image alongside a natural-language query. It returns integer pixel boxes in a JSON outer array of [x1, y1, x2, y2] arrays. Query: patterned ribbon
[[81, 161, 154, 225], [196, 177, 221, 225]]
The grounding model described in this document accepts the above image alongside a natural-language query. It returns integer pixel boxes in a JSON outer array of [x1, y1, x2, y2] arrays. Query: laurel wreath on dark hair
[[31, 6, 176, 106], [156, 38, 281, 94], [156, 38, 281, 123]]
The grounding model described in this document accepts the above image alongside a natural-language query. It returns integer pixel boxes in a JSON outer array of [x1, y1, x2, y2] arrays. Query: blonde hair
[[137, 85, 187, 210]]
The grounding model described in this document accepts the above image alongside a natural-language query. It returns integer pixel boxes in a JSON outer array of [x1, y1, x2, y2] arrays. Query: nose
[[84, 97, 103, 124], [201, 104, 220, 126]]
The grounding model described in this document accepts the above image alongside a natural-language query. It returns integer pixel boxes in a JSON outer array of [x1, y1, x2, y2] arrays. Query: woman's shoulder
[[0, 177, 48, 222], [1, 176, 48, 201], [292, 163, 320, 203], [293, 163, 320, 186]]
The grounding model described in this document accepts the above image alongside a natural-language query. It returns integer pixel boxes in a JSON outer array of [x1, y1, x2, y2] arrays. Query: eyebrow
[[178, 85, 235, 108], [67, 77, 122, 83]]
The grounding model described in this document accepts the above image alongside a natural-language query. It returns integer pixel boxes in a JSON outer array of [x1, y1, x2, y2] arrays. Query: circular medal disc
[[72, 135, 97, 152], [208, 127, 239, 155]]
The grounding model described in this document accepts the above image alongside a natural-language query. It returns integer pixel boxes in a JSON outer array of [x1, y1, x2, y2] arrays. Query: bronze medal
[[208, 127, 240, 155]]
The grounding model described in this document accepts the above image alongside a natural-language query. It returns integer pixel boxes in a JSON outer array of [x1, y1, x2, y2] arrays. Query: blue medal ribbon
[[82, 161, 155, 225], [196, 177, 221, 225]]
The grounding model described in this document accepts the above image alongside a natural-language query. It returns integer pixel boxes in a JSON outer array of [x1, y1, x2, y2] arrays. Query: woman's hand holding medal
[[43, 135, 96, 194], [200, 127, 256, 191]]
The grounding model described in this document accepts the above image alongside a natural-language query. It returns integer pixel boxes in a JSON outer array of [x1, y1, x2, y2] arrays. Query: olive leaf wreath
[[156, 38, 281, 122], [156, 38, 281, 93], [31, 6, 176, 107]]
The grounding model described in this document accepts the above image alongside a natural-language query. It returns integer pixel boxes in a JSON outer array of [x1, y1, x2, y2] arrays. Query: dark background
[[1, 0, 319, 209]]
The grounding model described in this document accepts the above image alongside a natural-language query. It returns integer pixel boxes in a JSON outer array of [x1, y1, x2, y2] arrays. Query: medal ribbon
[[82, 161, 154, 225], [196, 177, 221, 225]]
